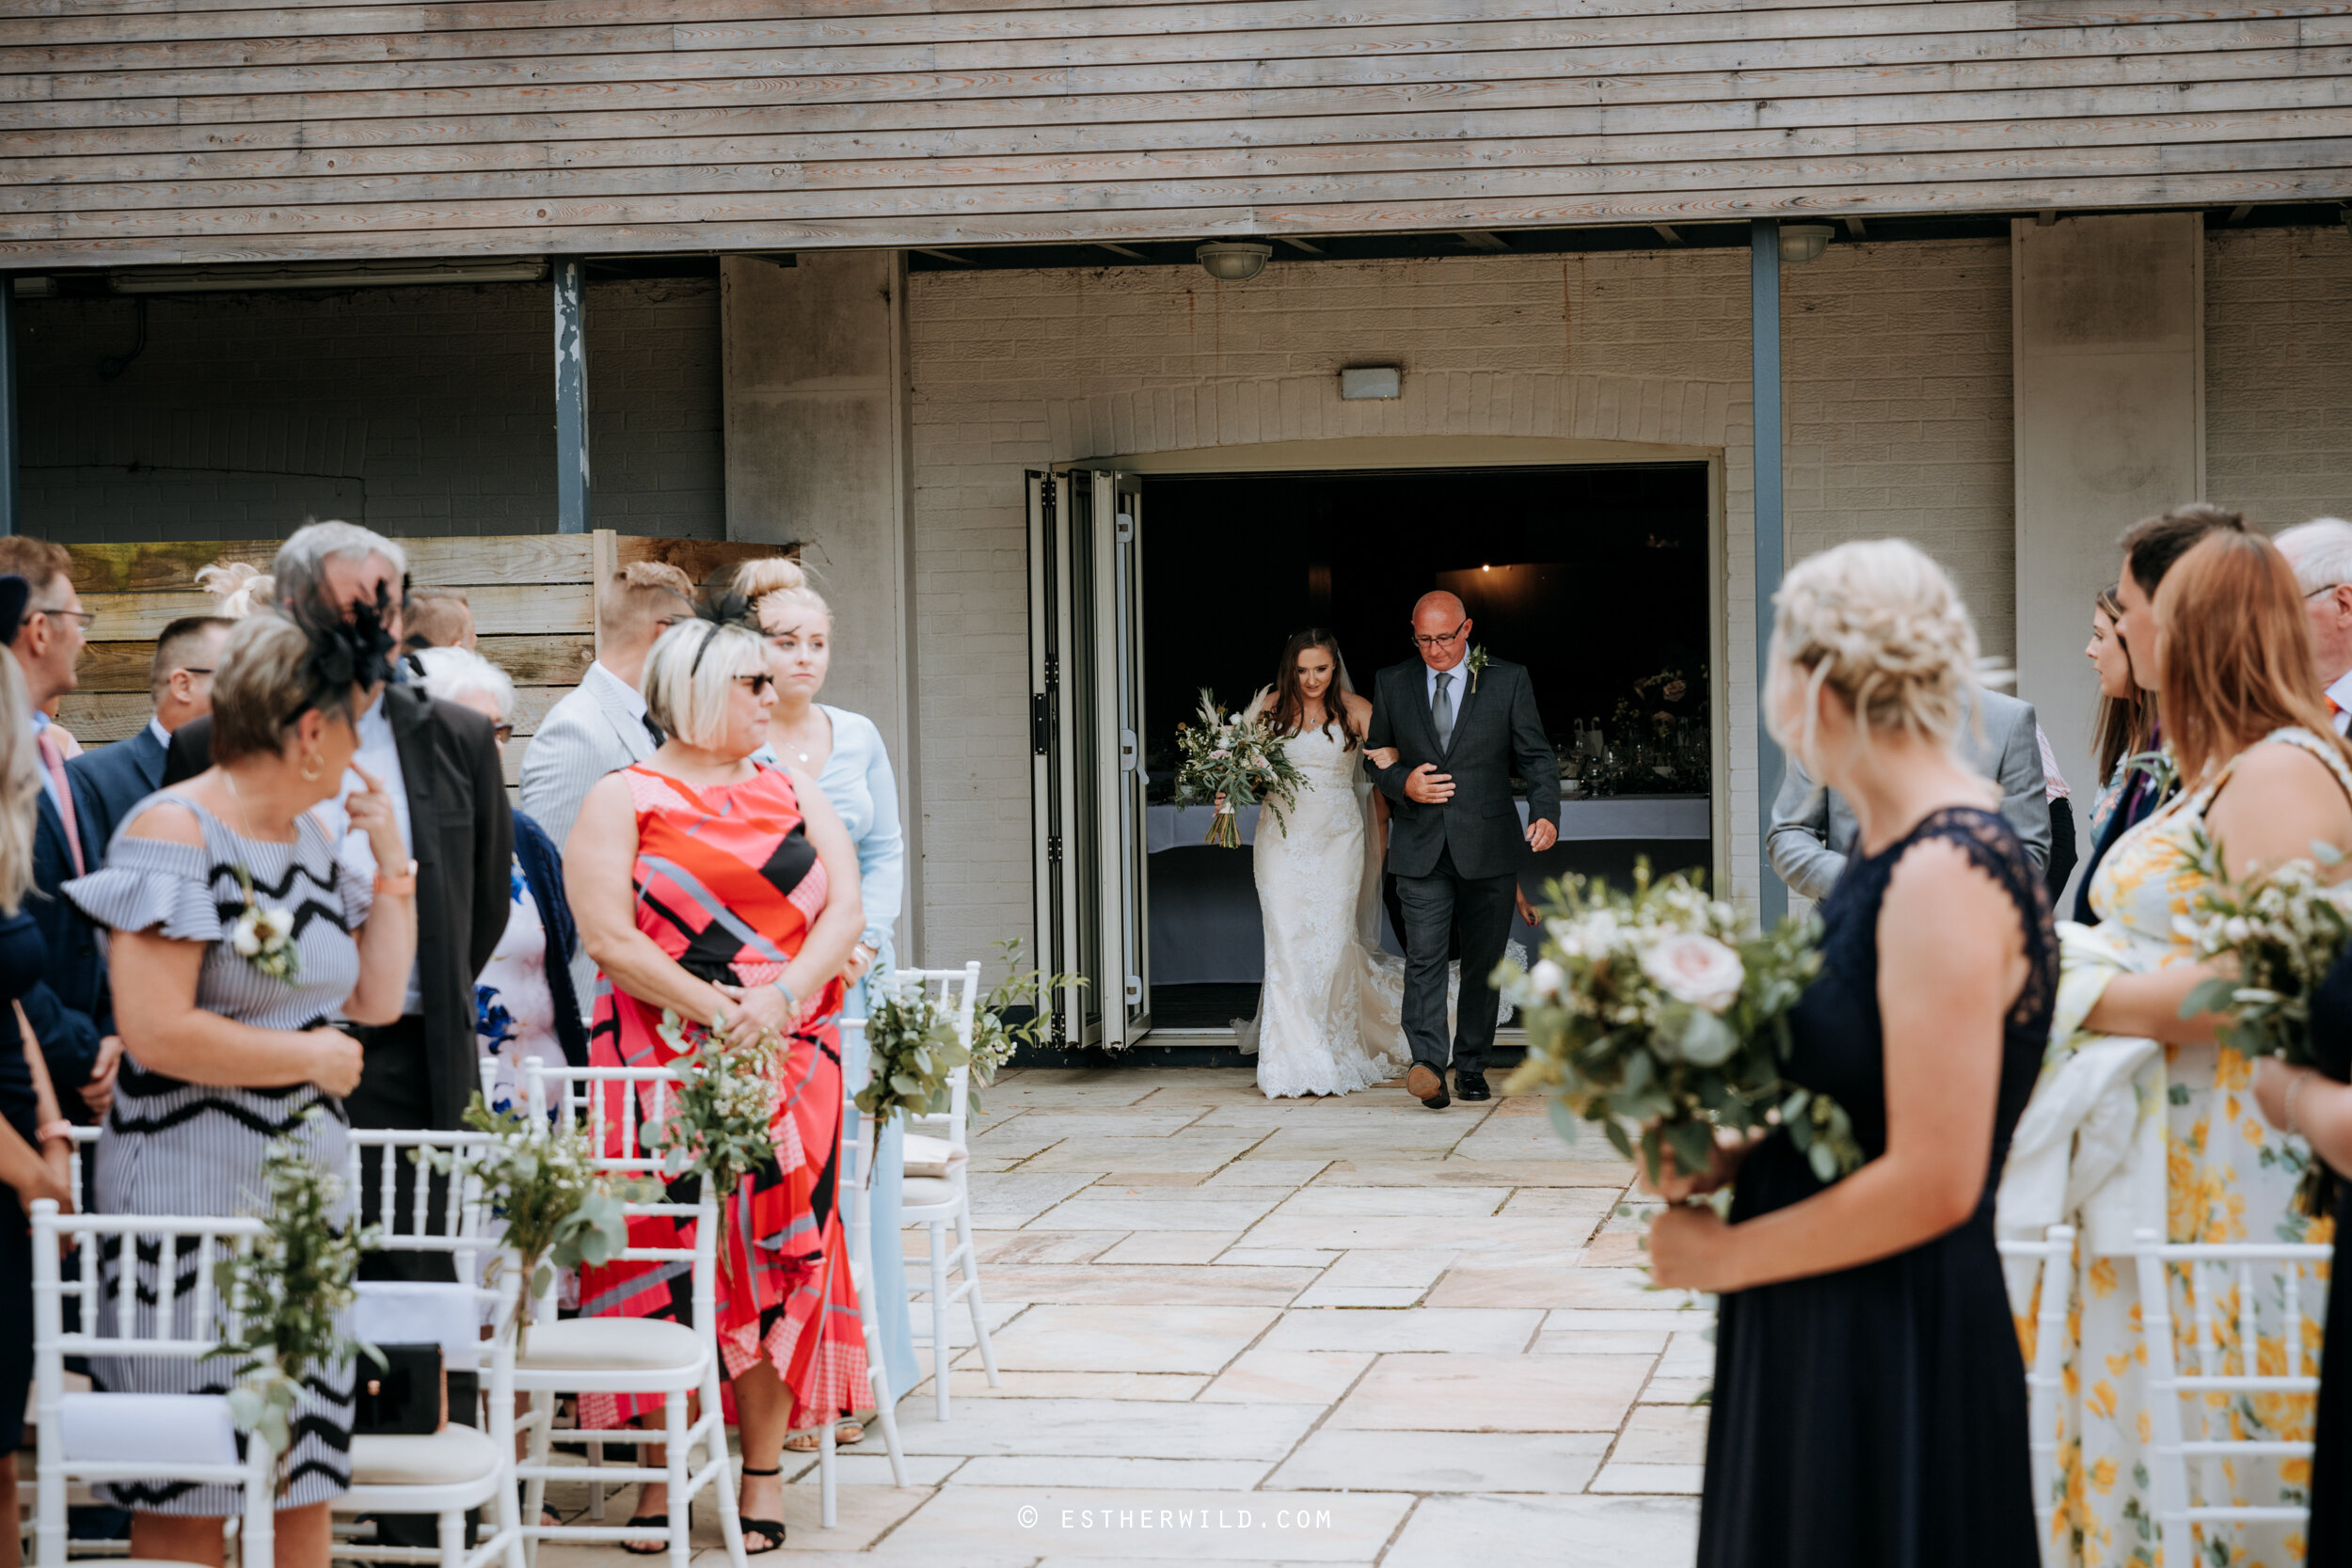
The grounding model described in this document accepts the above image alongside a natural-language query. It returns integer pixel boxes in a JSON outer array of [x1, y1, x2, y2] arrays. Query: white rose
[[230, 919, 262, 957], [1528, 958, 1565, 999], [260, 908, 294, 940], [1639, 930, 1745, 1014]]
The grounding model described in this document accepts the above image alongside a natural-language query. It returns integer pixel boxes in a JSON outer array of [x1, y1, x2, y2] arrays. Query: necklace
[[774, 708, 821, 767]]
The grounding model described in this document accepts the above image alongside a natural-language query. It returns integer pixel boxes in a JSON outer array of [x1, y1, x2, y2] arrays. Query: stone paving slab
[[545, 1067, 1709, 1566]]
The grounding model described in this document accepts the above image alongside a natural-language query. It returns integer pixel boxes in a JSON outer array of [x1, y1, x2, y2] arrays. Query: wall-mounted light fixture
[[1196, 243, 1272, 282], [1339, 365, 1401, 400], [1778, 224, 1835, 265]]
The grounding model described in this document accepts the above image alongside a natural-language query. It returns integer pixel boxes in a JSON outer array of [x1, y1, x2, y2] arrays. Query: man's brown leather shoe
[[1406, 1063, 1449, 1109]]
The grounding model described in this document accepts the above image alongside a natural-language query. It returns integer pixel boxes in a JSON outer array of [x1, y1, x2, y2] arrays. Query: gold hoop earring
[[300, 751, 325, 783]]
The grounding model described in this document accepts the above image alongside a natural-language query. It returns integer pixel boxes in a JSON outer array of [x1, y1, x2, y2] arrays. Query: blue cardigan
[[513, 810, 590, 1069]]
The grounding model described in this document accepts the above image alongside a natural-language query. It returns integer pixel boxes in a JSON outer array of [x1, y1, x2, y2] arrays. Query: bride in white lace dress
[[1233, 630, 1419, 1099]]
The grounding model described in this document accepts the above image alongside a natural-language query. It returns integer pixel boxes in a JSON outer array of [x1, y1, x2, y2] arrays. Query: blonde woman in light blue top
[[739, 558, 914, 1444]]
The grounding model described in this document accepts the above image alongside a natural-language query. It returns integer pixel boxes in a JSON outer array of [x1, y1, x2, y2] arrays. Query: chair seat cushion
[[57, 1393, 237, 1467], [901, 1174, 961, 1209], [901, 1133, 966, 1180], [517, 1316, 703, 1374], [350, 1422, 500, 1487]]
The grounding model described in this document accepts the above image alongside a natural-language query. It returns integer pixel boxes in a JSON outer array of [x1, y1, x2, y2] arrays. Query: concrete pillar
[[722, 250, 921, 957], [2012, 213, 2204, 852]]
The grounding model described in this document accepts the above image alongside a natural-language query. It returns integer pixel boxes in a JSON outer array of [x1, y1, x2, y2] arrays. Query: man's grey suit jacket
[[1765, 686, 2051, 901], [518, 661, 660, 1005]]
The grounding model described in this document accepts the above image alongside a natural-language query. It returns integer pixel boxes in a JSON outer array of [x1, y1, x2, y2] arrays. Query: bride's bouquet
[[1172, 689, 1307, 848], [1498, 863, 1854, 1192]]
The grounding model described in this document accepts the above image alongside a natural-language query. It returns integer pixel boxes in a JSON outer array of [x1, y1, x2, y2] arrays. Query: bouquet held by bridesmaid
[[1496, 862, 1854, 1192]]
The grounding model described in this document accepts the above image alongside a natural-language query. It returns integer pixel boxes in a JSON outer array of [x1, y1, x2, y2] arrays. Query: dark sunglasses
[[734, 673, 775, 696]]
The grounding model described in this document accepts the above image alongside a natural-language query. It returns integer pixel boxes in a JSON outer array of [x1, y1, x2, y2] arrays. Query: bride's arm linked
[[2083, 742, 2352, 1043], [1361, 678, 1413, 805]]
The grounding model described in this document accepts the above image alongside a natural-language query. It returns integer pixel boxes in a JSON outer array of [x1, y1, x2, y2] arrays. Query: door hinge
[[1033, 693, 1051, 755], [1119, 727, 1138, 770], [1047, 835, 1063, 865]]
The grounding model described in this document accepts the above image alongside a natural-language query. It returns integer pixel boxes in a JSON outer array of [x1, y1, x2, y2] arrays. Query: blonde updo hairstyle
[[733, 557, 830, 631], [1765, 539, 1981, 777], [642, 618, 771, 752]]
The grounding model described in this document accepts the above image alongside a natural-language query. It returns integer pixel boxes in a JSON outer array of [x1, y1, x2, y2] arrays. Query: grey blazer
[[1766, 686, 2052, 901], [519, 662, 658, 1004], [1364, 657, 1561, 881]]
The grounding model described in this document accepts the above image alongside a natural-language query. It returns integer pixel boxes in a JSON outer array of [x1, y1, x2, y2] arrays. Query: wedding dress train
[[1235, 723, 1515, 1099]]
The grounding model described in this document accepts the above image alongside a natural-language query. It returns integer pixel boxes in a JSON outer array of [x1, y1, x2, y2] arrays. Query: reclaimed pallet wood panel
[[6, 0, 2350, 266]]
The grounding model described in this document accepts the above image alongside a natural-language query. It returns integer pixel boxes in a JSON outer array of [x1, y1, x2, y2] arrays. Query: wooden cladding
[[2, 0, 2350, 267], [55, 530, 787, 786]]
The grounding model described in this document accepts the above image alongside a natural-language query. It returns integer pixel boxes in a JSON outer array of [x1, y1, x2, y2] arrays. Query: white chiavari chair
[[2134, 1227, 2330, 1556], [334, 1127, 523, 1568], [823, 1016, 910, 1527], [1994, 1223, 2075, 1567], [30, 1201, 276, 1568], [892, 962, 999, 1420], [512, 1058, 745, 1568]]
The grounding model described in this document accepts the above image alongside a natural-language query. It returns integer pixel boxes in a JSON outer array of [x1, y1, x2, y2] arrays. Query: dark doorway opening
[[1139, 462, 1715, 1032]]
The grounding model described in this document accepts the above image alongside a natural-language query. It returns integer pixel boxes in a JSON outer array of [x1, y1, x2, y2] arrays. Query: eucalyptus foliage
[[416, 1094, 633, 1344], [1497, 862, 1857, 1191], [2175, 828, 2352, 1213], [858, 967, 972, 1130], [205, 1117, 379, 1489], [966, 938, 1087, 1093], [651, 1009, 780, 1256]]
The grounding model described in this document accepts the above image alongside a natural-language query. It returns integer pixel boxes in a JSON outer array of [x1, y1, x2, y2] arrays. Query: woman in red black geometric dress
[[565, 611, 867, 1554]]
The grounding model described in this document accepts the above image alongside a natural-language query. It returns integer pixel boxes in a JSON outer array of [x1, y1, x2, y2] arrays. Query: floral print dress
[[2048, 726, 2344, 1568]]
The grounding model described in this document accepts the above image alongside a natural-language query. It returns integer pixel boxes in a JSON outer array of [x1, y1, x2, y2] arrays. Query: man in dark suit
[[71, 614, 230, 854], [164, 523, 510, 1180], [1364, 591, 1561, 1109], [0, 537, 113, 1121]]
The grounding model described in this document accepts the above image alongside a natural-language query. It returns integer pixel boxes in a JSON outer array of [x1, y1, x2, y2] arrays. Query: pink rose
[[1638, 931, 1744, 1014]]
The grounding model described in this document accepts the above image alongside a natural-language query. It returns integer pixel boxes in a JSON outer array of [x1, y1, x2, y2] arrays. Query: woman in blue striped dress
[[68, 606, 415, 1568]]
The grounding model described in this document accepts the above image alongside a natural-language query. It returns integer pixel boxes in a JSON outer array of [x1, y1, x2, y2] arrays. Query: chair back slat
[[2133, 1229, 2329, 1550], [895, 961, 983, 1153], [520, 1056, 719, 1303]]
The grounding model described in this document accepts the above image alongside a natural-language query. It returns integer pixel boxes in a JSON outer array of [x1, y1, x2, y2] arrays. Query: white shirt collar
[[587, 660, 647, 721], [145, 716, 171, 751], [2326, 669, 2352, 735], [1424, 661, 1466, 704]]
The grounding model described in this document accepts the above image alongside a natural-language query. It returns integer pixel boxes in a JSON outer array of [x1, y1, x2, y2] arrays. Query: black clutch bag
[[353, 1343, 447, 1436]]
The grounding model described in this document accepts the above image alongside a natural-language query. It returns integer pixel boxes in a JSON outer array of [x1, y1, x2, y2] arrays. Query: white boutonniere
[[230, 867, 299, 984], [1466, 644, 1490, 693]]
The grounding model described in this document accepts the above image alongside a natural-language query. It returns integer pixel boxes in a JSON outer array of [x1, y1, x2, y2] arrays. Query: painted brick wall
[[16, 277, 724, 543], [2206, 225, 2352, 530], [1784, 237, 2016, 663]]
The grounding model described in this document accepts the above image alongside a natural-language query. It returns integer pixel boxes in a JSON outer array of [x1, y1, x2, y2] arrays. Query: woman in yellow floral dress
[[2043, 528, 2352, 1567]]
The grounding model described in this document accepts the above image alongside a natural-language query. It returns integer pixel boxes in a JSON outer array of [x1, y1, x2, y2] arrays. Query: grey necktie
[[1432, 672, 1454, 751]]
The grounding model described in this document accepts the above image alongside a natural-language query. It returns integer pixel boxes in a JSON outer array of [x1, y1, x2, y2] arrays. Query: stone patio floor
[[545, 1066, 1709, 1566]]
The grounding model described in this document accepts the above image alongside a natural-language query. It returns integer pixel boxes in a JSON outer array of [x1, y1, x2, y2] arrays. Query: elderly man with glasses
[[2277, 516, 2352, 736], [0, 536, 116, 1124]]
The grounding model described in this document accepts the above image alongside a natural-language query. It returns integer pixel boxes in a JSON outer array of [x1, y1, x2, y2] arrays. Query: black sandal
[[739, 1465, 787, 1555], [617, 1515, 669, 1557]]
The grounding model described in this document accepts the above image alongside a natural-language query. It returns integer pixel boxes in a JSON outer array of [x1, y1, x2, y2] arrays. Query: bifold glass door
[[1027, 468, 1151, 1048]]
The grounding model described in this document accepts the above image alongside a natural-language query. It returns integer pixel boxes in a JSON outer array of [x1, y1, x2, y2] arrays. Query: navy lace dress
[[0, 906, 50, 1451], [2302, 948, 2352, 1561], [1697, 806, 2052, 1568]]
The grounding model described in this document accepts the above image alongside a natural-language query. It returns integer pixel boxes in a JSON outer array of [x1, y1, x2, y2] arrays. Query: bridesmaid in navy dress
[[1647, 541, 2049, 1567], [2254, 950, 2352, 1559]]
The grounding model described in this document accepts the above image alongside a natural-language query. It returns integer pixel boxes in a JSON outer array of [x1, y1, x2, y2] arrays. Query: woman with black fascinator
[[63, 605, 417, 1568]]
